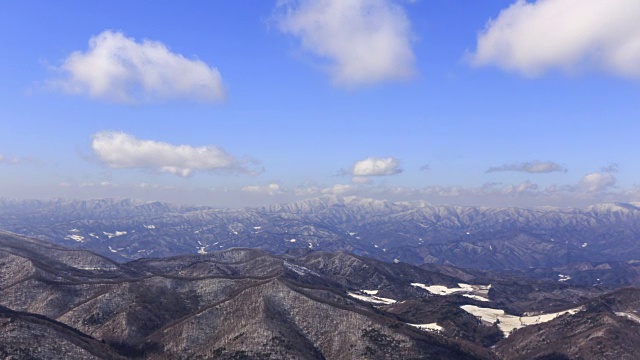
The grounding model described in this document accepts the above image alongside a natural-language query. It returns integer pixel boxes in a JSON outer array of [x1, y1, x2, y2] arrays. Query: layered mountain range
[[1, 196, 640, 286], [2, 229, 639, 359]]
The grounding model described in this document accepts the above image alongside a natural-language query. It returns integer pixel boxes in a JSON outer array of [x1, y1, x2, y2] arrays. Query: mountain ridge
[[2, 196, 640, 279]]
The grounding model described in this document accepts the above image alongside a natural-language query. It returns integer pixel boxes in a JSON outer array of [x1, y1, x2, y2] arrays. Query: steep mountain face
[[1, 230, 638, 359], [2, 196, 640, 276], [0, 305, 125, 360], [495, 288, 640, 360], [0, 230, 497, 359]]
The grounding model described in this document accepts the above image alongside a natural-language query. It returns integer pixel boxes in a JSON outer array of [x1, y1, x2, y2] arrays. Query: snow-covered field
[[461, 305, 582, 336], [348, 291, 397, 305], [411, 282, 491, 301]]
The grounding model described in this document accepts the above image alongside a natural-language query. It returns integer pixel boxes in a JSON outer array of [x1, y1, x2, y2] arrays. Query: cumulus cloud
[[579, 172, 616, 192], [347, 156, 402, 176], [54, 30, 225, 103], [241, 183, 284, 196], [470, 0, 640, 78], [487, 161, 566, 173], [91, 131, 255, 177], [274, 0, 416, 86]]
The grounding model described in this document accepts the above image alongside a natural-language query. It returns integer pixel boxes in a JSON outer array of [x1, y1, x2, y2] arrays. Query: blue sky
[[1, 0, 640, 208]]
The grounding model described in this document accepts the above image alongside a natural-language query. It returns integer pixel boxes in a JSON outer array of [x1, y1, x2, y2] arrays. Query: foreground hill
[[2, 230, 638, 359], [0, 230, 493, 359], [0, 305, 125, 360], [2, 196, 640, 281], [496, 288, 640, 359]]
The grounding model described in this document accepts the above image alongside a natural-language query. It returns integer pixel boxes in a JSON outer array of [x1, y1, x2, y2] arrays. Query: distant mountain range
[[1, 230, 638, 359], [2, 196, 640, 280]]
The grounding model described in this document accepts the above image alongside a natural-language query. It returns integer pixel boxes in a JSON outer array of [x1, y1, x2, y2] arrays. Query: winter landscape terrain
[[1, 196, 640, 359], [4, 0, 640, 358]]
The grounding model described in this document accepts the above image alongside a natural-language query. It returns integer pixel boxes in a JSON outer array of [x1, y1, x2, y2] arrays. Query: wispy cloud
[[0, 154, 40, 165], [0, 154, 20, 164], [321, 183, 355, 195], [500, 180, 539, 194], [241, 183, 284, 196], [600, 163, 619, 173], [487, 161, 566, 173], [351, 176, 373, 184], [48, 172, 634, 208], [91, 131, 258, 177], [53, 30, 225, 103], [469, 0, 640, 78], [274, 0, 416, 86], [347, 156, 403, 176]]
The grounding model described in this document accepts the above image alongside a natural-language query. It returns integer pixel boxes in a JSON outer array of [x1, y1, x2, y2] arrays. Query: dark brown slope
[[145, 278, 494, 360], [0, 305, 125, 360], [383, 299, 503, 347], [495, 288, 640, 360], [0, 230, 497, 359]]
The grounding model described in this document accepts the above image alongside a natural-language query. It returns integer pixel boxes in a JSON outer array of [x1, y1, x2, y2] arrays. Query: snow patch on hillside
[[461, 305, 582, 337], [615, 312, 640, 324], [558, 274, 571, 282], [411, 282, 491, 301], [284, 261, 317, 276], [462, 294, 490, 302], [347, 292, 396, 305], [103, 231, 127, 239], [64, 234, 84, 242], [407, 323, 443, 332]]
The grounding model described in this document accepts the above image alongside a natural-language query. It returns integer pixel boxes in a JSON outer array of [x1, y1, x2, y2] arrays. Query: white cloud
[[91, 131, 253, 177], [349, 156, 402, 176], [501, 181, 539, 194], [579, 172, 616, 192], [54, 30, 225, 103], [322, 184, 355, 195], [487, 161, 566, 173], [274, 0, 416, 86], [241, 183, 284, 196], [470, 0, 640, 78]]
